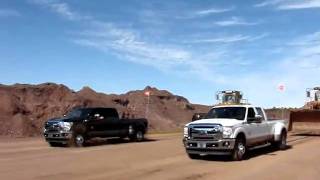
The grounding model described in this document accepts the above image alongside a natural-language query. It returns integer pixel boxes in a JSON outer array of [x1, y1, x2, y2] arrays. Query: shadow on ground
[[193, 145, 292, 162], [84, 138, 158, 147], [292, 133, 320, 137]]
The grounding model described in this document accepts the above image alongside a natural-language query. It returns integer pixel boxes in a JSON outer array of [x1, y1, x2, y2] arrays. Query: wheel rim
[[136, 131, 144, 141], [237, 142, 246, 157], [75, 135, 84, 146]]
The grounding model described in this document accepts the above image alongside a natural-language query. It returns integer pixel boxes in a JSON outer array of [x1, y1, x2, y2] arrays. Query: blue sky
[[1, 0, 320, 108]]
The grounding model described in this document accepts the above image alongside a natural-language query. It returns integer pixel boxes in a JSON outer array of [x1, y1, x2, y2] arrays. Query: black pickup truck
[[43, 107, 148, 147]]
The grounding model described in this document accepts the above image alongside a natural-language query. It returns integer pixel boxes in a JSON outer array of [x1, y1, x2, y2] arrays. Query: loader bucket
[[290, 110, 320, 134], [265, 108, 292, 131]]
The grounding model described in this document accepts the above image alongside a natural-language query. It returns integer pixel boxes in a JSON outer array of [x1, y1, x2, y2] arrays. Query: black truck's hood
[[47, 117, 81, 123]]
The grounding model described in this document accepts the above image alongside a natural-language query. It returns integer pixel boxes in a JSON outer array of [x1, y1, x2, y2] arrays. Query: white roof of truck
[[213, 104, 256, 108]]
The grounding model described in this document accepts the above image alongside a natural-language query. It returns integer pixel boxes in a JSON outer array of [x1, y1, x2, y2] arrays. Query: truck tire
[[130, 129, 144, 142], [68, 133, 86, 147], [232, 137, 246, 161], [188, 153, 200, 159], [272, 130, 287, 150]]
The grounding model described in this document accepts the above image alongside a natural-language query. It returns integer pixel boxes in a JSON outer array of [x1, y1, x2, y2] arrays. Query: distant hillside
[[0, 83, 209, 136]]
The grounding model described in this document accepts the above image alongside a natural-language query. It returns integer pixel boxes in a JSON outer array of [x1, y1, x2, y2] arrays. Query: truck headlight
[[223, 127, 233, 138], [59, 122, 73, 131], [184, 126, 189, 137]]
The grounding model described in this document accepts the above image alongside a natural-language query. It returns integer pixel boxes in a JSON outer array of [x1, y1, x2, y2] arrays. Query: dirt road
[[0, 134, 319, 180]]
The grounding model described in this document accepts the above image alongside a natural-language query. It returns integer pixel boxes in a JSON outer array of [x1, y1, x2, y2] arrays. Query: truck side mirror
[[248, 115, 262, 123], [255, 115, 263, 122], [94, 114, 104, 120]]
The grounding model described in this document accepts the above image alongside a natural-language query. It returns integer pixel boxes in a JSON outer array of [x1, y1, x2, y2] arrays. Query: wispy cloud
[[254, 0, 283, 7], [0, 9, 20, 17], [185, 33, 268, 44], [30, 0, 194, 69], [73, 22, 192, 69], [287, 31, 320, 60], [214, 17, 259, 27], [72, 21, 260, 85], [255, 0, 320, 10], [30, 0, 265, 85], [195, 7, 235, 16], [30, 0, 89, 21], [176, 6, 234, 19]]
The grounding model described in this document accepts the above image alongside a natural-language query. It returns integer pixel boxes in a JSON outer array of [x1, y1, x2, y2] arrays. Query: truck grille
[[189, 124, 222, 141], [45, 121, 62, 132]]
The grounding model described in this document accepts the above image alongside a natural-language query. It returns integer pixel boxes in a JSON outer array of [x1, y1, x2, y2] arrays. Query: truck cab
[[183, 93, 288, 161]]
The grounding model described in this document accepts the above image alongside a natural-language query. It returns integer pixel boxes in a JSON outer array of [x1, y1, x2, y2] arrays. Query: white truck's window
[[206, 107, 246, 120], [247, 108, 255, 121], [256, 107, 266, 121]]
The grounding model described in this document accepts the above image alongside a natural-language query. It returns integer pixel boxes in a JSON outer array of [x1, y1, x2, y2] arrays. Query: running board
[[248, 143, 271, 151]]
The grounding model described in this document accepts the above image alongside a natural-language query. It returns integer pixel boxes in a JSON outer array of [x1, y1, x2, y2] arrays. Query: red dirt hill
[[0, 83, 209, 137]]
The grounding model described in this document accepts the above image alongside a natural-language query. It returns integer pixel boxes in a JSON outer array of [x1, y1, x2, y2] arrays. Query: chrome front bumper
[[183, 138, 236, 155], [44, 131, 73, 143]]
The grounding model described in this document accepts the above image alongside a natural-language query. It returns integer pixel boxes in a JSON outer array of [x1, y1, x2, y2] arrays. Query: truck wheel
[[69, 133, 86, 147], [130, 130, 144, 142], [187, 153, 200, 159], [232, 137, 246, 161], [272, 131, 287, 150]]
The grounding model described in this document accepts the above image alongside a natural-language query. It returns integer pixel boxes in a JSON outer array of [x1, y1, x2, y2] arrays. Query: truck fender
[[72, 123, 87, 134], [132, 121, 146, 133], [273, 123, 287, 142], [231, 127, 247, 140]]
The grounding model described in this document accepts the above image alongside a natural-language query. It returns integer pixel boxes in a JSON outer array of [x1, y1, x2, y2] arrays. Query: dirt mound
[[0, 83, 209, 137]]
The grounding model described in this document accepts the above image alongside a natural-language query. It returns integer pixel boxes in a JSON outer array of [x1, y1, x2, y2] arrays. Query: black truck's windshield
[[66, 109, 89, 119], [206, 107, 246, 120]]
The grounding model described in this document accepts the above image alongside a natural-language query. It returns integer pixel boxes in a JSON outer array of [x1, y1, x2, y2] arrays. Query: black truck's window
[[90, 109, 102, 120], [101, 108, 119, 119], [247, 108, 255, 120], [66, 109, 89, 118]]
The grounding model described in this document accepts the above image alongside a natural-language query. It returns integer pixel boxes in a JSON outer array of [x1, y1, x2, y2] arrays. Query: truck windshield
[[206, 107, 246, 120], [66, 109, 89, 118]]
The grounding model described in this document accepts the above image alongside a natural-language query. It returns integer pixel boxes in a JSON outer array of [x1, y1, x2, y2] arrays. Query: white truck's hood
[[187, 118, 243, 127]]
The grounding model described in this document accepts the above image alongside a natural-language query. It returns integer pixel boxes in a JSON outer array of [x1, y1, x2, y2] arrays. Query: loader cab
[[216, 90, 248, 105]]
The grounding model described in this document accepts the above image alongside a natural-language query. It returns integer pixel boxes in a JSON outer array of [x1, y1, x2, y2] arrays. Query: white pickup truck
[[183, 104, 288, 161]]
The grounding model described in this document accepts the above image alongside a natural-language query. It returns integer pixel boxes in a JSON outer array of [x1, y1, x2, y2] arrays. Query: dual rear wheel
[[129, 129, 145, 142], [272, 130, 287, 150]]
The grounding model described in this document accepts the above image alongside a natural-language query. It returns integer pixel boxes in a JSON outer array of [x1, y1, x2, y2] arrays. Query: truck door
[[246, 107, 269, 145], [101, 108, 121, 137], [256, 107, 272, 141], [245, 107, 260, 145], [86, 109, 107, 137]]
